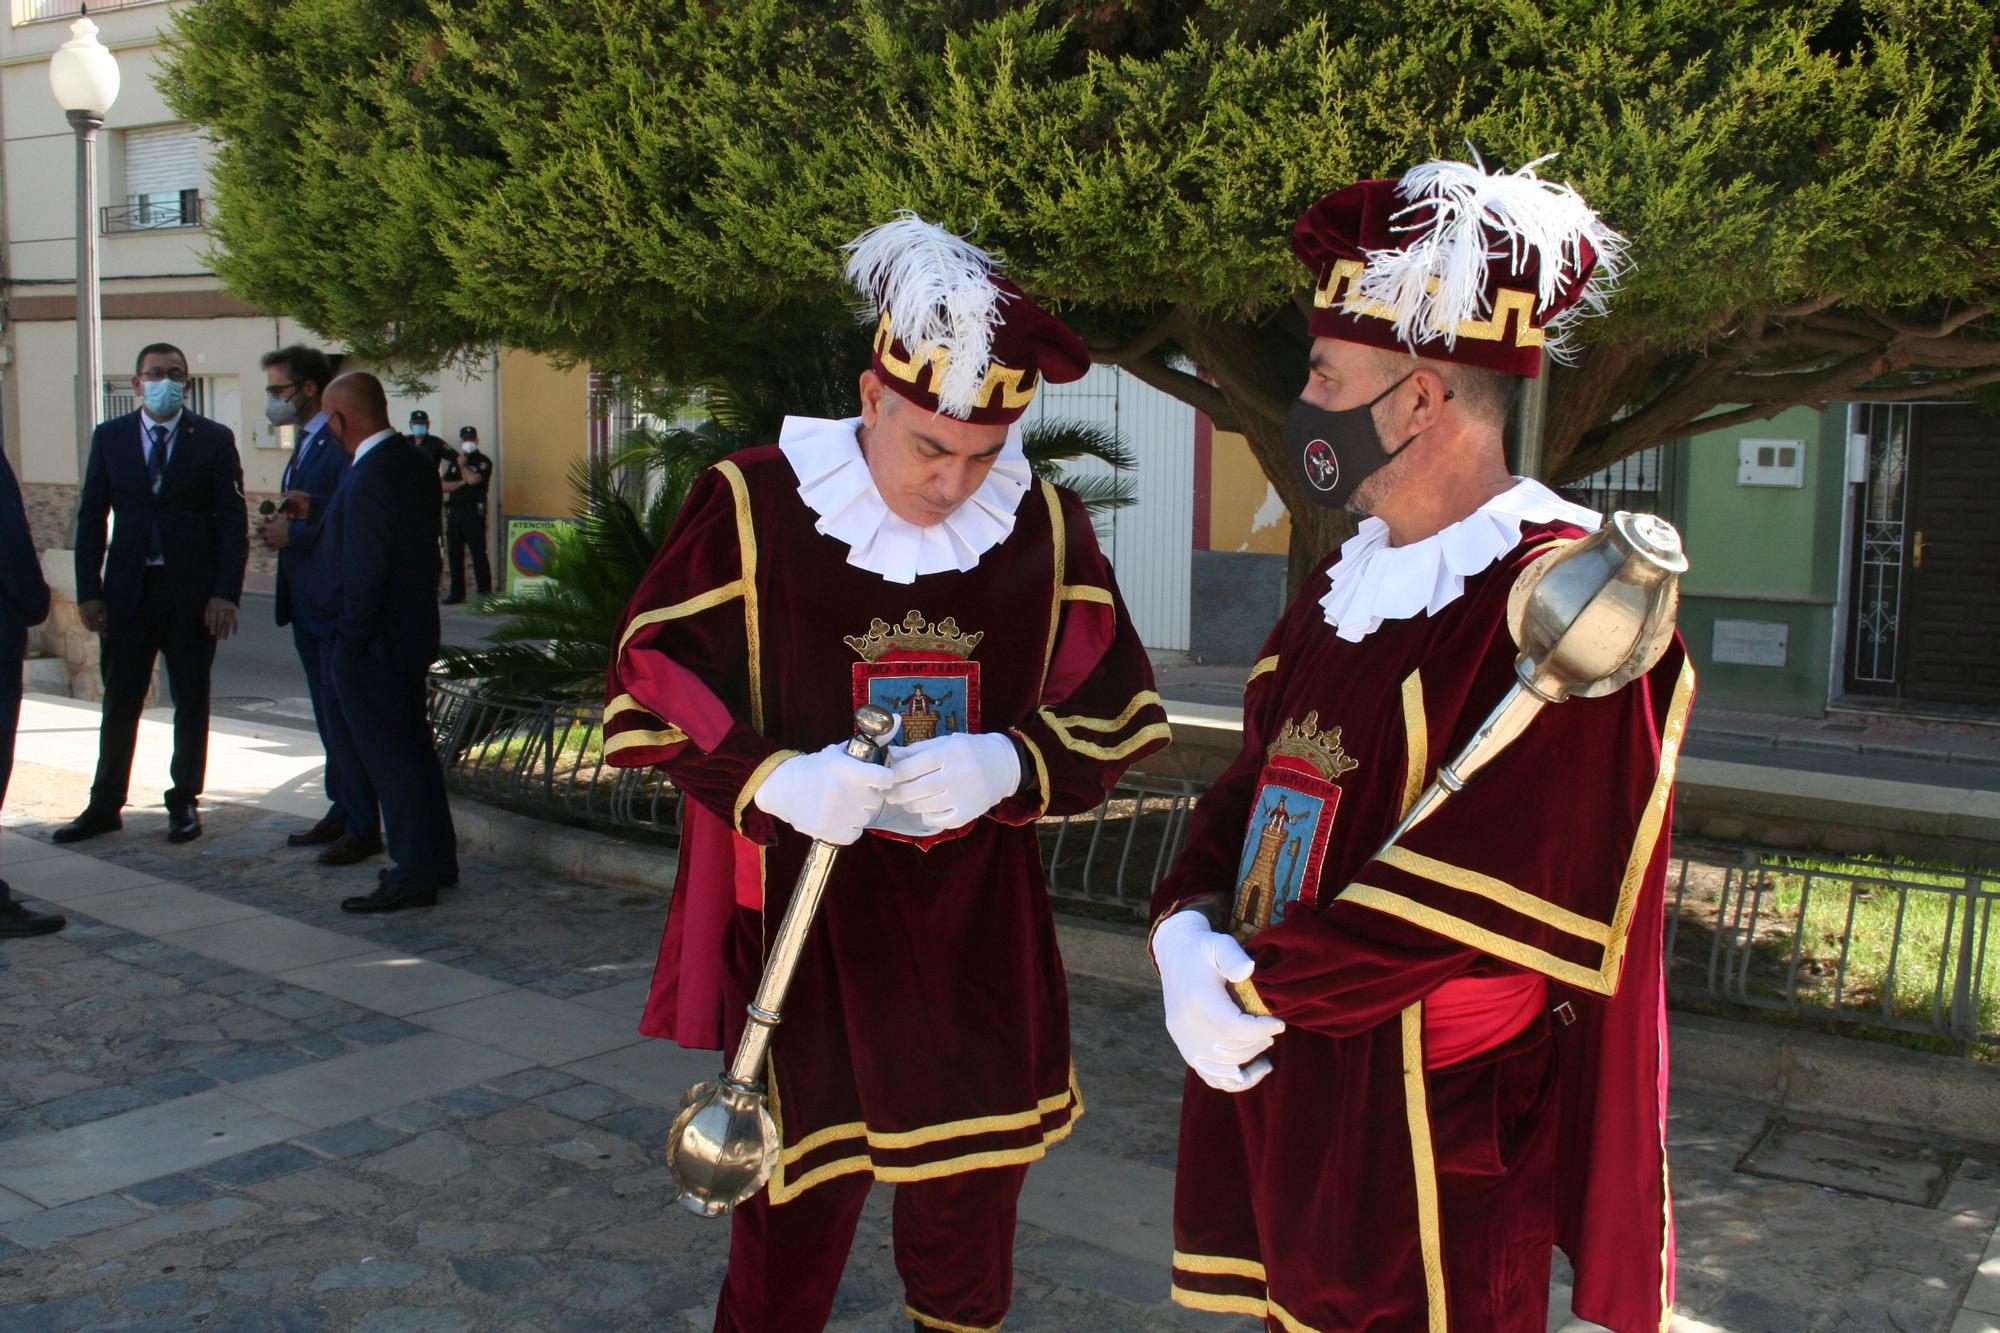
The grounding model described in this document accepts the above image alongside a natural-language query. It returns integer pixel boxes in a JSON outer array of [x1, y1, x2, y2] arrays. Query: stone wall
[[37, 547, 165, 705], [25, 481, 279, 583]]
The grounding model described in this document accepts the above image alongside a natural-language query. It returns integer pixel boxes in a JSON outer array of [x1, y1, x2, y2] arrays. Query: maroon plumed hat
[[1291, 157, 1625, 377], [844, 213, 1090, 426]]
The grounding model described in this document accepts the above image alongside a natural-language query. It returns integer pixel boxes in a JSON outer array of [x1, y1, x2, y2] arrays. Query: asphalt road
[[209, 592, 499, 729]]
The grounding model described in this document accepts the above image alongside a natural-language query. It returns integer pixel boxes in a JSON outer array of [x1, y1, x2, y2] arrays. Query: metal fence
[[428, 679, 2000, 1053], [428, 679, 680, 840], [1667, 844, 2000, 1051]]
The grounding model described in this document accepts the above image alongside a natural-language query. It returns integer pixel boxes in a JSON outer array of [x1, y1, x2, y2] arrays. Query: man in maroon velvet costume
[[605, 214, 1168, 1333], [1151, 159, 1692, 1333]]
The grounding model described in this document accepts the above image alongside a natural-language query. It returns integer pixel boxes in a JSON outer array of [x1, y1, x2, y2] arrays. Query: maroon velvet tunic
[[1152, 522, 1692, 1333], [605, 447, 1168, 1201]]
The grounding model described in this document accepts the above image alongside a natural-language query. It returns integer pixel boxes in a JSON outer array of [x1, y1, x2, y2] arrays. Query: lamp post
[[48, 8, 120, 483]]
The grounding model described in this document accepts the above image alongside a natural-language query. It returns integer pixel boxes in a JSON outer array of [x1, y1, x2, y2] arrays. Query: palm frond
[[1022, 419, 1137, 473], [1051, 470, 1139, 513]]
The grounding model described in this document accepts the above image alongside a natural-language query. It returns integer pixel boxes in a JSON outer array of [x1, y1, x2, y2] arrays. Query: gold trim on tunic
[[1402, 1002, 1449, 1331]]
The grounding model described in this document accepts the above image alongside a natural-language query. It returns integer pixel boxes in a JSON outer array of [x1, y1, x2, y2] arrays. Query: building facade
[[0, 0, 592, 576]]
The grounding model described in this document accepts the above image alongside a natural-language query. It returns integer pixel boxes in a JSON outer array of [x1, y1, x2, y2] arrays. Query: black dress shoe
[[319, 832, 385, 866], [0, 899, 66, 937], [52, 807, 122, 844], [287, 813, 346, 848], [341, 884, 439, 914], [166, 806, 202, 844]]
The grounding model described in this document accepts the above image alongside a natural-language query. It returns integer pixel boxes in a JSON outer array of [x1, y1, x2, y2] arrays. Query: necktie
[[148, 425, 168, 492], [147, 424, 168, 563]]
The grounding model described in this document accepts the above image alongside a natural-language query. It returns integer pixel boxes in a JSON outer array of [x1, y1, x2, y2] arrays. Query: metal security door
[[1025, 365, 1194, 651], [1900, 404, 2000, 706]]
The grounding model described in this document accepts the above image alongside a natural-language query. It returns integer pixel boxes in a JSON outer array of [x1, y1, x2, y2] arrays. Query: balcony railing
[[13, 0, 164, 24], [102, 191, 202, 235]]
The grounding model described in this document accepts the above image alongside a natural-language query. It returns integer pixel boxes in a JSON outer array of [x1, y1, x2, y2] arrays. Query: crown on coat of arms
[[1267, 711, 1359, 779], [844, 610, 986, 662]]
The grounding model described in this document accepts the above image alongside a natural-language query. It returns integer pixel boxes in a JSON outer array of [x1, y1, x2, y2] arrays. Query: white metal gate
[[1025, 364, 1194, 651]]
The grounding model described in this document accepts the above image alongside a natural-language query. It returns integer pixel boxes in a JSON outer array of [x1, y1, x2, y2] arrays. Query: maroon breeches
[[714, 1163, 1031, 1333]]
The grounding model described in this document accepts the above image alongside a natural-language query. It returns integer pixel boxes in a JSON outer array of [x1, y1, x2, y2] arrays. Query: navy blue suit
[[74, 410, 247, 810], [273, 420, 375, 837], [0, 449, 50, 907], [319, 433, 455, 890]]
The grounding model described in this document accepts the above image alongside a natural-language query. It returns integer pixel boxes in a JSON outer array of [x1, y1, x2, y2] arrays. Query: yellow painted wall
[[1205, 429, 1290, 554], [498, 349, 592, 517]]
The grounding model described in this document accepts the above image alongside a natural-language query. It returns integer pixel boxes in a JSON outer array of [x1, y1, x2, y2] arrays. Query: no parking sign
[[504, 516, 579, 594]]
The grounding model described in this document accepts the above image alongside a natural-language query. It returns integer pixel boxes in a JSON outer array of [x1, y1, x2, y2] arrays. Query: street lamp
[[49, 7, 120, 482]]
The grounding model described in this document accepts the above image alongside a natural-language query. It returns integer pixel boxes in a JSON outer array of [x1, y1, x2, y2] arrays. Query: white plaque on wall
[[1712, 619, 1789, 668]]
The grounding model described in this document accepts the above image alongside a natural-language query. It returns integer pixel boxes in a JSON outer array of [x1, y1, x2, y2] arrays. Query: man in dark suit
[[256, 344, 381, 866], [56, 343, 247, 845], [0, 446, 62, 936], [317, 373, 457, 912]]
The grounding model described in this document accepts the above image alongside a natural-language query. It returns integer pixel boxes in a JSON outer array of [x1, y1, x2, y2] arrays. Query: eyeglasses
[[139, 368, 190, 383], [264, 382, 302, 398]]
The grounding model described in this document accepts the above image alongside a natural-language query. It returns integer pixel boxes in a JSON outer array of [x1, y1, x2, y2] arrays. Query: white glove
[[751, 742, 892, 845], [882, 732, 1022, 834], [1154, 909, 1286, 1093]]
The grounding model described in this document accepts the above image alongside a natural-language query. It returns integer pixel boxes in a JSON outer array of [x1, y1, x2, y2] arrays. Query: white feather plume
[[842, 212, 1010, 419], [1353, 152, 1627, 363]]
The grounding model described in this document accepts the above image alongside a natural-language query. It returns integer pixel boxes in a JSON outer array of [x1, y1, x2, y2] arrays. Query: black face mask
[[1283, 372, 1447, 511]]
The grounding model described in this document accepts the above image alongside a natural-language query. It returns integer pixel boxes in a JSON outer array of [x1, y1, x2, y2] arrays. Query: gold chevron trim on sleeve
[[603, 726, 689, 755], [1248, 654, 1280, 684], [1376, 846, 1611, 945], [1059, 583, 1114, 605], [1037, 709, 1174, 762], [1046, 689, 1165, 735], [615, 579, 748, 655], [733, 748, 801, 834], [1342, 884, 1610, 993]]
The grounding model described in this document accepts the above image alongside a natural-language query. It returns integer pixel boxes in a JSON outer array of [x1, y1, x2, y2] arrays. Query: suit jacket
[[274, 420, 349, 633], [319, 434, 442, 674], [74, 410, 248, 618], [0, 449, 50, 663]]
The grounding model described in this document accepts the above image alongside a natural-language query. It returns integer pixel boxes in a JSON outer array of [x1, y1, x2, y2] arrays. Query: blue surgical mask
[[142, 378, 185, 418], [410, 424, 428, 438]]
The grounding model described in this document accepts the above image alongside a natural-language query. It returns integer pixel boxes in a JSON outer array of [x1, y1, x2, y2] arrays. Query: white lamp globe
[[48, 13, 120, 118]]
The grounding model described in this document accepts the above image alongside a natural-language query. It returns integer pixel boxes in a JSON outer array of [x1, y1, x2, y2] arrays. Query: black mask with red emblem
[[1283, 372, 1444, 511]]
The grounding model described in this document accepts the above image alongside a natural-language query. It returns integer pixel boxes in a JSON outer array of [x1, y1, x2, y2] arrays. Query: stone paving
[[2, 709, 2000, 1330]]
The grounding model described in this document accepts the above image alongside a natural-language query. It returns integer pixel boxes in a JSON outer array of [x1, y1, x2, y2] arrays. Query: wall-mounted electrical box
[[1737, 438, 1806, 488]]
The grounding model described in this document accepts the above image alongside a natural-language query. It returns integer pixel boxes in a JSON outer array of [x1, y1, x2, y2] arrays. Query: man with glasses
[[56, 343, 247, 846], [257, 345, 380, 867]]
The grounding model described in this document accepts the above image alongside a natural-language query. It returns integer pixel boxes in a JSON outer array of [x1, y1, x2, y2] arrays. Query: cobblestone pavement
[[3, 738, 2000, 1331]]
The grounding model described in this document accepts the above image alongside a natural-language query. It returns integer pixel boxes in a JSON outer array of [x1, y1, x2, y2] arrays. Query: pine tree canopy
[[165, 0, 2000, 559]]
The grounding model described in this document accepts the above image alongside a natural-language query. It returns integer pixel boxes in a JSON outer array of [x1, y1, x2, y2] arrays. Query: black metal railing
[[427, 678, 2000, 1053], [102, 192, 203, 235]]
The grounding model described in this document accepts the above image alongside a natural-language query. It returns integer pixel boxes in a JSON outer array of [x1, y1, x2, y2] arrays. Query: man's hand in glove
[[751, 742, 892, 845], [881, 732, 1022, 834], [1153, 909, 1286, 1092]]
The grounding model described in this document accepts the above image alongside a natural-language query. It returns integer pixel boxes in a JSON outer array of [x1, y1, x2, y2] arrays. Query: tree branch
[[1118, 349, 1237, 428], [1871, 303, 1996, 340], [1084, 310, 1178, 367]]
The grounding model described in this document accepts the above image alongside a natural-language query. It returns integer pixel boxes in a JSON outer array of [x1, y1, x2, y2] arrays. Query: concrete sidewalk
[[5, 694, 2000, 1330]]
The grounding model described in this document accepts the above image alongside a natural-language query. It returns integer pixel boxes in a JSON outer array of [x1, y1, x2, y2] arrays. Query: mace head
[[1506, 511, 1686, 702]]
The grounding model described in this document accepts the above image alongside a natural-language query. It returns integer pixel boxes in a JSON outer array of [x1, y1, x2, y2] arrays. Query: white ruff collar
[[1319, 479, 1602, 642], [779, 415, 1033, 585]]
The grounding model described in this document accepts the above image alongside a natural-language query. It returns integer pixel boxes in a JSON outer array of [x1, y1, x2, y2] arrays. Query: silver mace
[[1388, 511, 1688, 844], [1230, 512, 1686, 1008], [664, 705, 899, 1217]]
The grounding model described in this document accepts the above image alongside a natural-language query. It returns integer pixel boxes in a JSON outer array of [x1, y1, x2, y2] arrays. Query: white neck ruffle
[[1318, 479, 1602, 641], [779, 415, 1033, 585]]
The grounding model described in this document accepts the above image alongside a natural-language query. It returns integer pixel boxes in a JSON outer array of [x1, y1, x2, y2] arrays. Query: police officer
[[441, 426, 493, 603], [407, 409, 452, 471]]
